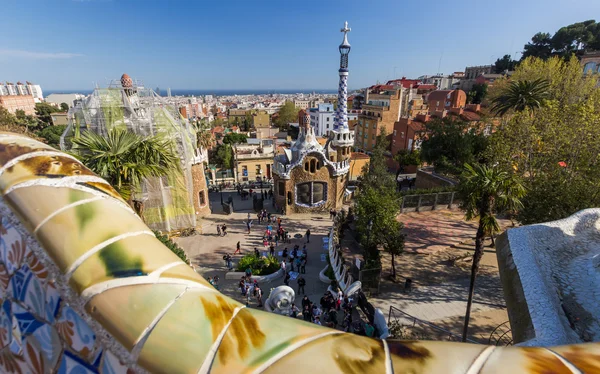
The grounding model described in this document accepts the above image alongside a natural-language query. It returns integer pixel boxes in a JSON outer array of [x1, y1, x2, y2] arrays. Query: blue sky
[[1, 0, 599, 91]]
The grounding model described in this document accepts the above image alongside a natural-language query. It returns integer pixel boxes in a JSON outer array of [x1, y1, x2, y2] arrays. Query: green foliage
[[60, 103, 69, 112], [420, 117, 488, 176], [153, 230, 189, 263], [71, 128, 181, 200], [213, 144, 233, 169], [274, 101, 299, 130], [0, 107, 44, 140], [358, 128, 395, 191], [522, 20, 600, 60], [486, 56, 600, 224], [222, 132, 248, 145], [394, 149, 421, 168], [236, 254, 280, 275], [491, 78, 550, 116], [36, 125, 66, 148], [494, 54, 518, 73], [35, 102, 61, 127], [467, 83, 488, 104]]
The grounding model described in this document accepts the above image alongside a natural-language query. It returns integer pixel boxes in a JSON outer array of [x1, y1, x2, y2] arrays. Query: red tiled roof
[[369, 84, 395, 91], [459, 111, 481, 121], [427, 90, 453, 104], [414, 84, 437, 91], [408, 121, 425, 132]]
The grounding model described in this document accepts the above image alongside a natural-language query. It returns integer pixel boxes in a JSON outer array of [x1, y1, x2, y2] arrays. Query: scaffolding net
[[61, 80, 200, 233]]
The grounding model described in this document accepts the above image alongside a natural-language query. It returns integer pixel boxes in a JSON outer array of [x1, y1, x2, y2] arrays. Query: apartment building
[[354, 86, 404, 152], [233, 139, 275, 183]]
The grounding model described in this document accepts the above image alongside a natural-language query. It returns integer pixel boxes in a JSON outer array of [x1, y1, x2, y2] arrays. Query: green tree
[[521, 20, 600, 60], [71, 128, 181, 203], [222, 132, 248, 145], [35, 102, 61, 127], [381, 220, 404, 278], [355, 129, 401, 269], [522, 32, 553, 60], [243, 113, 253, 131], [274, 101, 299, 130], [60, 103, 69, 112], [486, 56, 600, 224], [36, 125, 67, 148], [467, 83, 488, 104], [457, 163, 525, 342], [213, 144, 233, 169], [394, 149, 421, 171], [153, 230, 189, 263], [196, 130, 213, 150], [493, 54, 518, 73], [420, 117, 488, 176], [490, 78, 550, 116]]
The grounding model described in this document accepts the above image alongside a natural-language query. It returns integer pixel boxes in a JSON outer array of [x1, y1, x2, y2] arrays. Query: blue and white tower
[[330, 21, 355, 153]]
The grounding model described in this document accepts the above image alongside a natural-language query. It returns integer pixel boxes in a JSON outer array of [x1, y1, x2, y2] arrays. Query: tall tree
[[358, 128, 395, 190], [420, 117, 488, 176], [222, 132, 248, 145], [522, 32, 553, 60], [213, 144, 233, 169], [467, 83, 488, 104], [71, 128, 181, 202], [493, 54, 517, 73], [381, 220, 404, 278], [34, 102, 61, 128], [457, 163, 525, 342], [274, 101, 299, 130], [490, 78, 550, 116], [60, 103, 69, 112], [486, 56, 600, 224]]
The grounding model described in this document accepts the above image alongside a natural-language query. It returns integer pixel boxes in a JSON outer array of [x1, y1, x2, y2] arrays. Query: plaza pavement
[[175, 188, 335, 310]]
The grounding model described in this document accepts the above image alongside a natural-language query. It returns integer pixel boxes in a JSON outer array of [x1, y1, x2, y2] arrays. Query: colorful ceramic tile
[[0, 263, 10, 292], [0, 299, 12, 349], [0, 135, 55, 166], [0, 348, 28, 374], [0, 154, 97, 194], [31, 324, 62, 370], [137, 289, 235, 373], [56, 306, 96, 360], [1, 224, 29, 275], [262, 333, 386, 374], [5, 187, 122, 234], [12, 302, 43, 337], [86, 283, 187, 352], [100, 350, 129, 374], [210, 306, 337, 373], [10, 315, 22, 355], [159, 263, 213, 287], [26, 252, 48, 282], [551, 344, 600, 372], [10, 263, 46, 318], [89, 348, 103, 369], [44, 282, 61, 323], [479, 346, 571, 373], [70, 234, 185, 294], [23, 334, 56, 374], [57, 350, 97, 374], [35, 198, 149, 273]]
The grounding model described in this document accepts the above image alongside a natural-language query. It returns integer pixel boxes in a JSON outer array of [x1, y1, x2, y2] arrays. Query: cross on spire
[[341, 21, 351, 35]]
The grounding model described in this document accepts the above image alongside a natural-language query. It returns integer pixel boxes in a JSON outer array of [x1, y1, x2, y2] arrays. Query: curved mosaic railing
[[0, 132, 598, 373]]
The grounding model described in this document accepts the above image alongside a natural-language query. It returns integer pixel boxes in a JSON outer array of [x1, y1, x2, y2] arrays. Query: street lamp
[[220, 170, 227, 204]]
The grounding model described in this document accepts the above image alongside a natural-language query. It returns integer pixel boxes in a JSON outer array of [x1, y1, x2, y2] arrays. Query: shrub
[[153, 230, 189, 263], [236, 254, 280, 275]]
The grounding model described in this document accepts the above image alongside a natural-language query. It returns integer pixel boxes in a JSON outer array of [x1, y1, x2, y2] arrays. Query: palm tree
[[457, 163, 525, 342], [491, 78, 550, 116], [196, 129, 213, 150], [71, 128, 181, 205]]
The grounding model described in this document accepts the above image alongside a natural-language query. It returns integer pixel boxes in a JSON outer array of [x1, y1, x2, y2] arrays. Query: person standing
[[336, 288, 343, 311], [222, 224, 227, 236], [290, 303, 299, 318], [217, 225, 222, 236], [269, 244, 275, 257], [300, 258, 306, 274], [297, 275, 306, 295], [282, 248, 288, 262], [246, 219, 253, 234], [305, 229, 311, 243], [234, 241, 241, 255], [303, 305, 312, 322], [284, 271, 290, 286], [254, 247, 260, 258], [255, 285, 263, 307]]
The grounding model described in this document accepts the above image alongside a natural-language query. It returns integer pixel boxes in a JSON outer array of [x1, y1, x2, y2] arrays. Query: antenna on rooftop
[[437, 50, 444, 75]]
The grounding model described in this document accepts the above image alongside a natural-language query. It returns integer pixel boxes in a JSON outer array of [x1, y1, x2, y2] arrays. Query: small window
[[310, 159, 316, 173], [199, 190, 206, 206], [304, 162, 309, 171], [278, 181, 285, 196], [287, 191, 292, 205]]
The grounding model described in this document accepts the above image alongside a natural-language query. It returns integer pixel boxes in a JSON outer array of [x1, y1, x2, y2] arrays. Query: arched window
[[296, 182, 327, 207], [310, 159, 316, 173], [304, 162, 309, 171]]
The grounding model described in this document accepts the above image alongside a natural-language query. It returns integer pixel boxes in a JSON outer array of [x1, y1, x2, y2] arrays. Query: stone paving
[[175, 190, 511, 343]]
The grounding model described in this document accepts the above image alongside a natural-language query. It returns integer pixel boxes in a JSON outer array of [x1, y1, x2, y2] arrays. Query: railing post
[[449, 192, 455, 208], [401, 198, 405, 213], [433, 193, 439, 210], [416, 195, 423, 212]]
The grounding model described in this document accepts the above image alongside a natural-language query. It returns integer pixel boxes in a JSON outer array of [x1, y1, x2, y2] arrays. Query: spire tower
[[330, 22, 354, 149]]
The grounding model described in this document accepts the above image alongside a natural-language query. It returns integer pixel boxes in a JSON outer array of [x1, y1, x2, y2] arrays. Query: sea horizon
[[43, 88, 347, 97]]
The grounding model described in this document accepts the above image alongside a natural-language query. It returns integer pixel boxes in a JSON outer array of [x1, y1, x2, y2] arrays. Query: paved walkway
[[176, 188, 336, 312]]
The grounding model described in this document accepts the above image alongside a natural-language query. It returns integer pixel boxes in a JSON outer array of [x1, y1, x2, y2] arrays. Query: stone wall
[[415, 168, 457, 189], [191, 163, 211, 220]]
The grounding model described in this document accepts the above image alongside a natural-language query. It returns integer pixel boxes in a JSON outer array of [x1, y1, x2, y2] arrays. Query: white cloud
[[0, 49, 83, 59]]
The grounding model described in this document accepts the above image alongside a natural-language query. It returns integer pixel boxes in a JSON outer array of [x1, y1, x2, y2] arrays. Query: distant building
[[475, 73, 504, 87], [354, 86, 404, 152], [0, 95, 35, 115], [309, 103, 335, 136], [0, 81, 43, 103], [349, 152, 370, 181], [294, 98, 310, 110], [51, 112, 69, 126], [460, 65, 494, 91], [233, 139, 275, 183], [228, 109, 247, 125], [427, 89, 467, 114], [252, 110, 270, 128], [392, 114, 429, 154], [419, 74, 461, 90], [45, 93, 85, 108]]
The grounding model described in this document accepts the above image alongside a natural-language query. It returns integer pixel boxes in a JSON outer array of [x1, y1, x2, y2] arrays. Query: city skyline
[[1, 0, 599, 90]]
